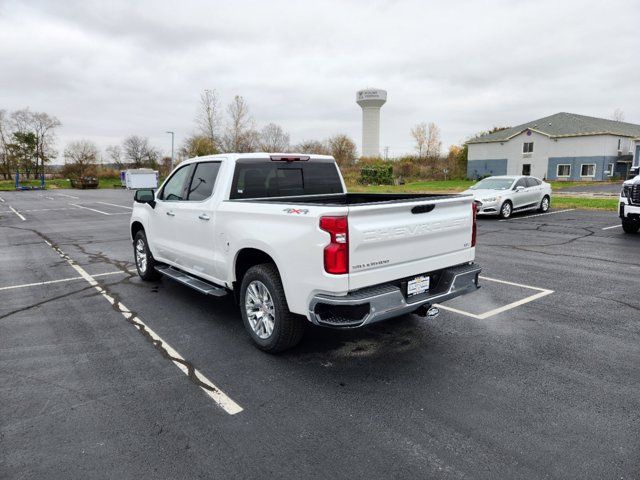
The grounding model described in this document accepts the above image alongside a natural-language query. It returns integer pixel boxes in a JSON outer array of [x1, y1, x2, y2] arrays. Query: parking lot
[[1, 189, 639, 479]]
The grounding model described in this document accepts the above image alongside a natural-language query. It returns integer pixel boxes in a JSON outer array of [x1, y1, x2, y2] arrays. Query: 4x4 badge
[[283, 208, 309, 215]]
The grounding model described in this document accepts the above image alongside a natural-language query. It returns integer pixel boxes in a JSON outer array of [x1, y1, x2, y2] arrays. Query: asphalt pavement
[[1, 189, 639, 479]]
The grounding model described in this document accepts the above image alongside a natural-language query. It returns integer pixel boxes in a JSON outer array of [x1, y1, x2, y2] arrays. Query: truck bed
[[231, 192, 465, 205]]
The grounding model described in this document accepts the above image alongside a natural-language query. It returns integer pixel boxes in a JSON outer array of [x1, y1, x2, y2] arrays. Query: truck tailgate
[[347, 196, 475, 290]]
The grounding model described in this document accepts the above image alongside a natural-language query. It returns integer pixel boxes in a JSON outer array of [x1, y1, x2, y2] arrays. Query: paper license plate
[[407, 275, 430, 297]]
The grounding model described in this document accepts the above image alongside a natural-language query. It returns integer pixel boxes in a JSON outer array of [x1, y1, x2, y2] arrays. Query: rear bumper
[[308, 263, 481, 328]]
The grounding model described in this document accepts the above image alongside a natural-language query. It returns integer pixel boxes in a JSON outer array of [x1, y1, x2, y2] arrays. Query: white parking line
[[0, 270, 128, 292], [0, 196, 5, 202], [69, 203, 111, 215], [9, 206, 26, 221], [97, 201, 133, 210], [602, 224, 621, 230], [437, 275, 554, 320], [42, 240, 243, 415], [45, 196, 54, 200], [57, 193, 80, 199], [22, 208, 74, 212], [499, 208, 575, 222]]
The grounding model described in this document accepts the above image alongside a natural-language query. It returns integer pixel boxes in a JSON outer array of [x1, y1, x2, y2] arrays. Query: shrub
[[360, 162, 393, 185]]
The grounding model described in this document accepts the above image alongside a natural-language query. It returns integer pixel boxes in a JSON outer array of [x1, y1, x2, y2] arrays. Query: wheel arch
[[131, 221, 144, 241]]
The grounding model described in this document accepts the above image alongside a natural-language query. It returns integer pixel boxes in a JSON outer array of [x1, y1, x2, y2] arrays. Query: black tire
[[133, 230, 161, 281], [621, 218, 640, 234], [499, 200, 513, 219], [239, 263, 305, 353], [538, 195, 550, 213]]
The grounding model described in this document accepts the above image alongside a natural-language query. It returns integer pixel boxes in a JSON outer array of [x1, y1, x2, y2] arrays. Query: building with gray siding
[[466, 112, 640, 181]]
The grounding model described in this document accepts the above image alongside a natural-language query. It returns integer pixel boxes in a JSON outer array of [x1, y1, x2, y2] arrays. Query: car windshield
[[470, 178, 514, 190]]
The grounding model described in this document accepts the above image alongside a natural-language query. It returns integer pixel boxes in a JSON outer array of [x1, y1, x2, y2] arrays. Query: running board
[[155, 265, 228, 297]]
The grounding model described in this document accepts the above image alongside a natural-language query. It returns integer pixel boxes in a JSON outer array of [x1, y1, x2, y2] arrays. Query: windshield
[[470, 178, 514, 190]]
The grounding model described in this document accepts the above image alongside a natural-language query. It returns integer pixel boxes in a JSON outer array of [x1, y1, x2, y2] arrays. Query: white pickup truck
[[130, 153, 481, 352], [620, 175, 640, 234]]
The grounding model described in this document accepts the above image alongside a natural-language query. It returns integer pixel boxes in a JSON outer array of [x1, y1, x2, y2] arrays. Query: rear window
[[230, 160, 343, 199]]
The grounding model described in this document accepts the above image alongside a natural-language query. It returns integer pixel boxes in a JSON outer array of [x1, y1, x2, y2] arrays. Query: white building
[[466, 112, 640, 181]]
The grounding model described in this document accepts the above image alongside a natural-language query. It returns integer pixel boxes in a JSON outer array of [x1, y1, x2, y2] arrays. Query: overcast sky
[[1, 0, 639, 161]]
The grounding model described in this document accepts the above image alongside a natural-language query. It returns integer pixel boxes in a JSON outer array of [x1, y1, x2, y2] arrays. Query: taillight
[[471, 202, 477, 247], [319, 216, 348, 274]]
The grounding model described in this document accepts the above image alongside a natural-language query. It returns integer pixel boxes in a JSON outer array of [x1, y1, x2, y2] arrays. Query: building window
[[523, 142, 534, 154], [557, 164, 571, 177], [605, 163, 614, 176], [580, 164, 596, 177], [522, 164, 531, 176], [618, 138, 622, 151]]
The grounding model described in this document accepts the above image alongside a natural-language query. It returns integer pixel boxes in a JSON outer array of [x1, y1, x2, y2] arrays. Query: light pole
[[165, 131, 175, 169]]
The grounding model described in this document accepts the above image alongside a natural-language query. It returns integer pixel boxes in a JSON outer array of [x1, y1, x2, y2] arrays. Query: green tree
[[7, 131, 37, 178]]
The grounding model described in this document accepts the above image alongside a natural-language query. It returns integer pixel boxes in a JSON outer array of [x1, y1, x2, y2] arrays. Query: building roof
[[467, 112, 640, 144]]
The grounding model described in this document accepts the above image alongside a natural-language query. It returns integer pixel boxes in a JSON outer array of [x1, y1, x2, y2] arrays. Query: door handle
[[198, 213, 210, 221], [166, 211, 175, 216]]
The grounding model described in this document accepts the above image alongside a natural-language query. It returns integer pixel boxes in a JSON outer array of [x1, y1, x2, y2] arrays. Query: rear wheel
[[622, 218, 640, 234], [133, 230, 160, 281], [240, 263, 305, 353], [538, 195, 550, 212], [499, 200, 513, 219]]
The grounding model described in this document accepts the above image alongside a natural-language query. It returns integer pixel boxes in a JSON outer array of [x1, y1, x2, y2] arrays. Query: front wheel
[[499, 201, 513, 219], [240, 263, 305, 353], [538, 195, 550, 212], [622, 218, 640, 234], [133, 230, 160, 281]]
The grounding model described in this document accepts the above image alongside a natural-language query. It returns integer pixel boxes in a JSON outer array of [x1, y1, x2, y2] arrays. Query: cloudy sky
[[1, 0, 639, 161]]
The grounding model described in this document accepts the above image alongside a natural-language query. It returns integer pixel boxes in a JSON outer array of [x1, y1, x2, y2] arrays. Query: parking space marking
[[0, 196, 4, 202], [69, 203, 111, 215], [437, 275, 554, 320], [42, 239, 243, 415], [0, 270, 130, 292], [57, 193, 80, 199], [499, 208, 575, 222], [9, 206, 26, 221], [602, 224, 621, 230], [22, 208, 75, 212], [45, 196, 55, 200], [97, 201, 133, 210]]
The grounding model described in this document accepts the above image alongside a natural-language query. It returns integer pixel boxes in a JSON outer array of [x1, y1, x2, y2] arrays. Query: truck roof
[[180, 152, 336, 166]]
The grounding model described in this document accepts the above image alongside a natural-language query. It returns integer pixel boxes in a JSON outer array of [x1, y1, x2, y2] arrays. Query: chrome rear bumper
[[308, 263, 481, 328]]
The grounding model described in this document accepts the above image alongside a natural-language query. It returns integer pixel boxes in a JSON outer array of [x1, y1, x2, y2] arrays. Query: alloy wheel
[[245, 280, 275, 339]]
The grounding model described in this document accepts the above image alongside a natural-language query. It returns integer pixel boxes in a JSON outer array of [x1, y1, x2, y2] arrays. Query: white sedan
[[463, 175, 552, 219]]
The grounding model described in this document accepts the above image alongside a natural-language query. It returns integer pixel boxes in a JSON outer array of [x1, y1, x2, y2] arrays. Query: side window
[[159, 165, 191, 201], [187, 162, 221, 201], [514, 178, 527, 189], [525, 177, 539, 187]]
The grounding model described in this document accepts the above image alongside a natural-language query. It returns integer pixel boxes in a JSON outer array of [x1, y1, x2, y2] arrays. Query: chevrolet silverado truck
[[130, 153, 481, 352], [620, 175, 640, 234]]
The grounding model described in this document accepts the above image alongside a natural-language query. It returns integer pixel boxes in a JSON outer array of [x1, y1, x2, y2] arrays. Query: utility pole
[[384, 146, 389, 160], [166, 131, 175, 169]]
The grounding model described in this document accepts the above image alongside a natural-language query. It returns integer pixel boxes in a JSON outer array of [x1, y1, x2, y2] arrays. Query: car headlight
[[482, 197, 497, 202]]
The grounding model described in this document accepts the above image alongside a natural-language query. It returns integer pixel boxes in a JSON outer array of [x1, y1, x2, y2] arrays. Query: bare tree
[[425, 122, 442, 159], [122, 135, 159, 168], [327, 134, 357, 166], [259, 123, 290, 152], [294, 139, 330, 155], [105, 145, 123, 168], [0, 110, 13, 179], [222, 95, 258, 153], [197, 89, 221, 152], [612, 108, 625, 122], [64, 140, 98, 177], [9, 108, 61, 177], [411, 123, 428, 158]]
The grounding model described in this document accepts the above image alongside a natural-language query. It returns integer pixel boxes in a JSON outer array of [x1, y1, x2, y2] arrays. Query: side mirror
[[134, 189, 156, 208], [515, 185, 525, 192]]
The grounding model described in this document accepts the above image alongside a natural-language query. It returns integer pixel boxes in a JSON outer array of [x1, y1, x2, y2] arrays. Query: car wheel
[[240, 263, 305, 353], [133, 230, 161, 281], [499, 201, 512, 219], [621, 218, 640, 234], [538, 195, 550, 212]]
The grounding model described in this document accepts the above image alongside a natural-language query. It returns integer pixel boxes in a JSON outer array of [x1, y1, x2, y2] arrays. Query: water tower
[[356, 88, 387, 157]]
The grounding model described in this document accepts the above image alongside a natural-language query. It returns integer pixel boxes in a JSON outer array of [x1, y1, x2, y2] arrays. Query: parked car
[[463, 175, 552, 219], [619, 175, 640, 234], [130, 153, 481, 352], [70, 176, 99, 189]]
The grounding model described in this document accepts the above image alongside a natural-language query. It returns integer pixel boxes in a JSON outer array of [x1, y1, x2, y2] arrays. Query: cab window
[[186, 162, 221, 201], [525, 177, 539, 188], [159, 164, 192, 201]]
